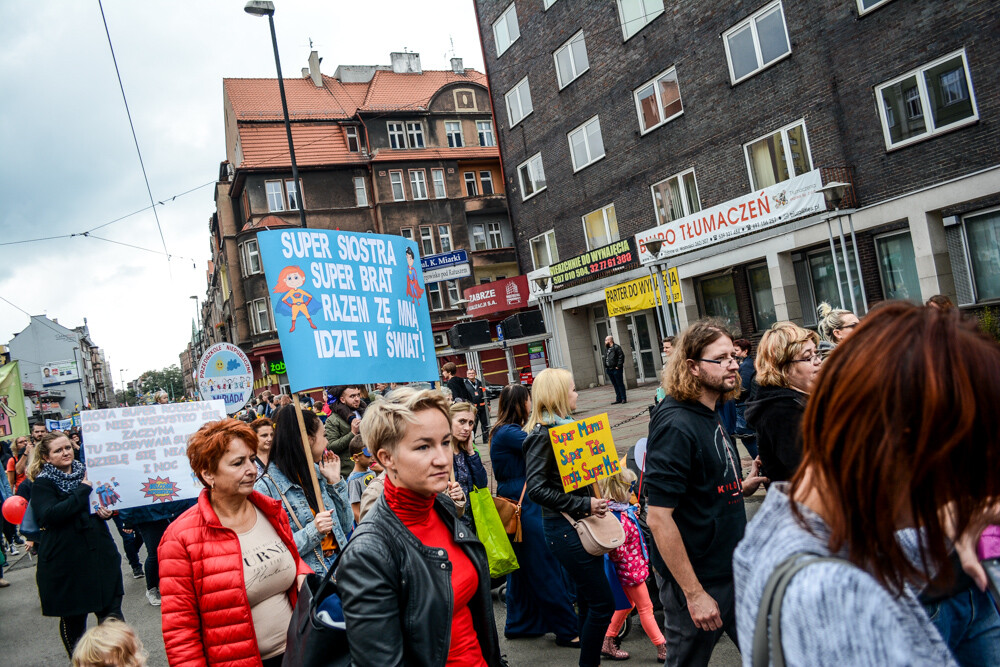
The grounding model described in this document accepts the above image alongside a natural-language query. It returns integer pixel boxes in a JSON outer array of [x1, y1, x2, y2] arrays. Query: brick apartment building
[[197, 50, 538, 392], [472, 0, 1000, 390]]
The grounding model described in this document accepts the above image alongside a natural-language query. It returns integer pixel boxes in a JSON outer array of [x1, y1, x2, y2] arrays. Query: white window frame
[[567, 115, 606, 173], [464, 172, 478, 197], [650, 168, 701, 225], [723, 1, 792, 85], [554, 31, 589, 90], [529, 230, 558, 270], [505, 77, 533, 128], [409, 170, 428, 200], [960, 206, 1000, 304], [856, 0, 895, 15], [487, 222, 504, 248], [241, 239, 262, 276], [353, 176, 368, 207], [438, 224, 453, 253], [345, 126, 360, 152], [284, 179, 300, 210], [427, 282, 444, 311], [419, 226, 435, 256], [480, 170, 494, 195], [743, 119, 813, 190], [633, 66, 683, 135], [389, 170, 405, 201], [445, 121, 464, 148], [265, 180, 285, 212], [431, 168, 447, 198], [446, 280, 461, 306], [874, 49, 979, 151], [544, 0, 558, 8], [387, 122, 406, 149], [581, 204, 619, 250], [492, 3, 520, 57], [250, 298, 273, 335], [400, 227, 414, 241], [471, 223, 488, 251], [616, 0, 664, 42], [477, 121, 495, 147], [406, 121, 425, 148], [517, 153, 546, 201]]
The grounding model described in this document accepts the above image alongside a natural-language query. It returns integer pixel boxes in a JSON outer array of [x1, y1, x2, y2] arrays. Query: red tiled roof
[[224, 77, 363, 120], [244, 215, 298, 231], [371, 146, 500, 163], [237, 123, 367, 169], [360, 70, 488, 112]]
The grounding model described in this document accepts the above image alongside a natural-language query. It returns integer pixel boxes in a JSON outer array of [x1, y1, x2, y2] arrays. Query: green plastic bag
[[468, 486, 519, 578]]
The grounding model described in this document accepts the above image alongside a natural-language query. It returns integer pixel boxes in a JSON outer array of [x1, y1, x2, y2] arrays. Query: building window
[[406, 122, 425, 148], [471, 223, 506, 251], [505, 77, 533, 127], [492, 3, 520, 56], [544, 0, 558, 8], [697, 273, 741, 335], [464, 172, 478, 197], [427, 283, 444, 310], [568, 116, 605, 172], [517, 153, 546, 201], [857, 0, 895, 15], [747, 264, 777, 330], [389, 171, 405, 201], [241, 239, 262, 276], [530, 230, 558, 270], [438, 225, 453, 253], [446, 280, 461, 306], [876, 50, 978, 150], [400, 228, 414, 241], [744, 119, 812, 189], [724, 1, 791, 84], [409, 170, 428, 200], [284, 180, 300, 210], [387, 122, 406, 149], [651, 169, 700, 225], [794, 245, 863, 322], [471, 224, 488, 251], [582, 204, 619, 250], [431, 168, 446, 198], [419, 226, 435, 256], [477, 121, 495, 147], [964, 209, 1000, 302], [480, 171, 494, 195], [345, 126, 360, 152], [250, 298, 273, 334], [616, 0, 664, 41], [487, 222, 503, 248], [554, 31, 589, 89], [265, 180, 285, 212], [875, 231, 921, 302], [445, 121, 464, 148], [354, 177, 368, 207], [634, 67, 682, 134]]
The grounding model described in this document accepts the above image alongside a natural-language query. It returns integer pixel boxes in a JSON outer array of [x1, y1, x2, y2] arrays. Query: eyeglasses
[[789, 354, 822, 365], [697, 356, 740, 367]]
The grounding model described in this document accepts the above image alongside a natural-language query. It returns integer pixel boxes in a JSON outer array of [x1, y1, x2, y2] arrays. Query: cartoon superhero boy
[[405, 247, 425, 306], [272, 265, 319, 332]]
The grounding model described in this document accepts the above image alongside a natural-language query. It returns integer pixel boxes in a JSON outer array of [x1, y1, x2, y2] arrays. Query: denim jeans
[[925, 586, 1000, 667], [543, 515, 615, 667]]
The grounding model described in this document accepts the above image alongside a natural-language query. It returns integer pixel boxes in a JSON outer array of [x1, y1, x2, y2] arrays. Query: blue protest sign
[[257, 229, 438, 391]]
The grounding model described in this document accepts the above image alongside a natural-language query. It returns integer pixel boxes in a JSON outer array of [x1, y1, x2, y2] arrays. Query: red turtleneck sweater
[[384, 477, 486, 667]]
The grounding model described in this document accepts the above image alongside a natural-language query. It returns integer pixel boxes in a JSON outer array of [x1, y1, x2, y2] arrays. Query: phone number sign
[[548, 238, 639, 289]]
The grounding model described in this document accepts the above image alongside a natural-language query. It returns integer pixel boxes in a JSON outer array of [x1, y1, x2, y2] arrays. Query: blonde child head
[[600, 463, 636, 504], [71, 619, 147, 667]]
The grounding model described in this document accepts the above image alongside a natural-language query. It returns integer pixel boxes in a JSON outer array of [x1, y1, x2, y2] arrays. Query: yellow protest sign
[[549, 413, 621, 491], [604, 269, 682, 318]]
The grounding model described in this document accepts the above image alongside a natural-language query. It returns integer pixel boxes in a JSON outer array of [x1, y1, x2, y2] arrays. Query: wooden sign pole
[[292, 393, 326, 512]]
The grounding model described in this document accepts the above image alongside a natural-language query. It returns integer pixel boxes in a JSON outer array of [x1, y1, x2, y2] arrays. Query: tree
[[137, 365, 185, 401], [115, 388, 138, 406]]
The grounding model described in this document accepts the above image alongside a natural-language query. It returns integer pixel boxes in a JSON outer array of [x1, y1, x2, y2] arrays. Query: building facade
[[473, 0, 1000, 389]]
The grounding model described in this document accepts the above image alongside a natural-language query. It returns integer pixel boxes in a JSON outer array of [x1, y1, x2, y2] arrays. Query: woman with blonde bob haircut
[[523, 368, 613, 666], [744, 322, 821, 483], [71, 619, 147, 667], [337, 388, 502, 666]]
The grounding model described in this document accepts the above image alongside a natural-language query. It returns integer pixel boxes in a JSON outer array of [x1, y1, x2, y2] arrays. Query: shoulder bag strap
[[752, 554, 845, 667], [264, 472, 329, 573]]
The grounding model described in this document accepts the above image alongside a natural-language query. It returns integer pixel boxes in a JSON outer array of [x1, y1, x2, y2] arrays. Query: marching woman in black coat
[[29, 432, 124, 657]]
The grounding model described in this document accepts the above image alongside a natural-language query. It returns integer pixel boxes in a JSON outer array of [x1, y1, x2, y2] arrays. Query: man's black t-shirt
[[645, 396, 746, 584], [446, 376, 472, 403]]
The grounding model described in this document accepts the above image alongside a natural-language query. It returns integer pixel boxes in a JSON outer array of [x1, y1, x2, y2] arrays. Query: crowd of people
[[2, 295, 999, 666]]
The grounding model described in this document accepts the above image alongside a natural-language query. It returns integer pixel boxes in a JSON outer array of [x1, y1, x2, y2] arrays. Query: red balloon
[[2, 496, 27, 525]]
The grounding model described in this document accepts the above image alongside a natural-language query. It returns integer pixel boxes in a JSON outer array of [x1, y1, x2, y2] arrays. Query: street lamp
[[245, 0, 307, 229], [119, 368, 128, 406], [815, 181, 859, 313]]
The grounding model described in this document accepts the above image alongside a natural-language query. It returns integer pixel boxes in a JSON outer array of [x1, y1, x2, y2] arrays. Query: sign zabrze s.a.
[[635, 169, 826, 262], [463, 275, 530, 317], [549, 238, 639, 289]]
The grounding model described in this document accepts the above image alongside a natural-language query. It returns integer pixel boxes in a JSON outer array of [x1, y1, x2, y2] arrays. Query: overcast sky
[[0, 0, 486, 388]]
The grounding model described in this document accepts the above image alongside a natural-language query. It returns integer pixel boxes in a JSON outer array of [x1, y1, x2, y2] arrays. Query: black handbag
[[282, 552, 352, 667]]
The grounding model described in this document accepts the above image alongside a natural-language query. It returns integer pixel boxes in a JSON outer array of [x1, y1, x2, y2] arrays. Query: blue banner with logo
[[257, 229, 438, 392]]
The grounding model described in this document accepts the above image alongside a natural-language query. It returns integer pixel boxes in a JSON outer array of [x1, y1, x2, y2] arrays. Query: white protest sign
[[197, 343, 254, 414], [80, 400, 227, 513]]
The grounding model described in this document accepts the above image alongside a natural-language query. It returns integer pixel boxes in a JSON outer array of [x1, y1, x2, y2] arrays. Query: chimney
[[306, 50, 322, 87], [450, 57, 464, 73], [390, 51, 422, 74]]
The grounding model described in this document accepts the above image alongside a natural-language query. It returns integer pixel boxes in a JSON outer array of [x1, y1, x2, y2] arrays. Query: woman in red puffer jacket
[[159, 419, 312, 667]]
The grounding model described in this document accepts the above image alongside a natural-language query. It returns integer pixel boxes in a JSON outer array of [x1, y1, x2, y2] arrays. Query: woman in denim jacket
[[255, 406, 353, 573]]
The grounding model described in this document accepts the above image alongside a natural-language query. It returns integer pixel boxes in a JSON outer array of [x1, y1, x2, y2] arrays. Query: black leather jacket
[[336, 493, 502, 667], [523, 424, 593, 520], [604, 343, 625, 369]]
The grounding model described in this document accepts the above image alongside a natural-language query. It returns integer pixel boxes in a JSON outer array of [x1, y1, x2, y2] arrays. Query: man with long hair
[[645, 320, 765, 667]]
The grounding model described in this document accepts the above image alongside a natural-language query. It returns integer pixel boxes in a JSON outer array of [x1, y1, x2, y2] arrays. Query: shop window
[[530, 230, 558, 269], [793, 244, 864, 325], [634, 67, 682, 134], [651, 169, 700, 224], [582, 204, 619, 250], [747, 264, 777, 330], [744, 120, 812, 189], [875, 231, 921, 302], [964, 209, 1000, 302], [724, 1, 791, 84], [697, 273, 741, 335], [616, 0, 663, 41], [554, 31, 589, 89]]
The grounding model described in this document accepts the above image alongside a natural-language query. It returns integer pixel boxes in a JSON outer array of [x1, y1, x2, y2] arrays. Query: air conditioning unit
[[433, 332, 447, 347]]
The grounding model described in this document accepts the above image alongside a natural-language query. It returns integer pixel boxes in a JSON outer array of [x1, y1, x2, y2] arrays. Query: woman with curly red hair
[[159, 418, 311, 667]]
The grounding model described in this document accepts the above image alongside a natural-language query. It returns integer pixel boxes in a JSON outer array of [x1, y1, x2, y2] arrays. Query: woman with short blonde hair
[[71, 619, 147, 667]]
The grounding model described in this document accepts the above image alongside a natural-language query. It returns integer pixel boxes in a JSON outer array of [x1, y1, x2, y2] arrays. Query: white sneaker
[[146, 587, 161, 606]]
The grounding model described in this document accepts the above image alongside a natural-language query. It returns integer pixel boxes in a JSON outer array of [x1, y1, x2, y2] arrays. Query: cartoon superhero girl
[[405, 247, 425, 305], [272, 265, 319, 332]]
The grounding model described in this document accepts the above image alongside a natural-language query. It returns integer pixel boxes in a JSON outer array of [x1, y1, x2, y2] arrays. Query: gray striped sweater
[[733, 484, 957, 666]]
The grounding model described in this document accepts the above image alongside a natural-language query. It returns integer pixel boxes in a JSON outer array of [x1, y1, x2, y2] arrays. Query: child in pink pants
[[602, 467, 666, 662]]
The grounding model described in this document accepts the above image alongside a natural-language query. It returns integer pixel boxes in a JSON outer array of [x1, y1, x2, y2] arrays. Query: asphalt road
[[0, 381, 752, 666]]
